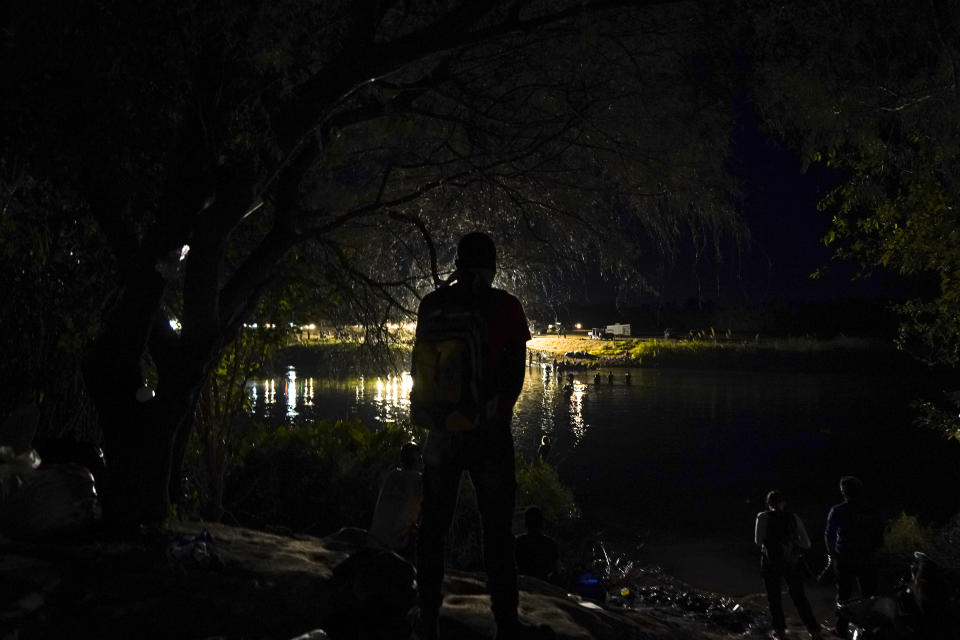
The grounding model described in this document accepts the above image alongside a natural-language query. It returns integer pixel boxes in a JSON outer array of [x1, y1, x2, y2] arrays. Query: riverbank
[[527, 334, 923, 373], [264, 333, 922, 377]]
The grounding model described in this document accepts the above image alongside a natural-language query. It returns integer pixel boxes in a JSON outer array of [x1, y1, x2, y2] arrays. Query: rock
[[0, 463, 100, 540], [289, 630, 329, 640], [1, 521, 755, 639], [324, 546, 416, 639]]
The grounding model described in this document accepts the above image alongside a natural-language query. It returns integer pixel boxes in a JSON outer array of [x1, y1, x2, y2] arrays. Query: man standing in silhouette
[[414, 232, 549, 640], [824, 476, 881, 638]]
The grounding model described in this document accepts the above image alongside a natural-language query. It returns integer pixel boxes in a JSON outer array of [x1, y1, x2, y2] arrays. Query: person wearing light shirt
[[754, 489, 823, 640]]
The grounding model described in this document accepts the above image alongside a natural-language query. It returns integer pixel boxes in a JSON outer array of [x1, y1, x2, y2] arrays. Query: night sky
[[724, 100, 901, 306]]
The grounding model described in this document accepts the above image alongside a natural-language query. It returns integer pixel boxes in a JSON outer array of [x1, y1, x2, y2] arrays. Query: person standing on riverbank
[[754, 490, 823, 640], [413, 232, 551, 640], [824, 476, 882, 639]]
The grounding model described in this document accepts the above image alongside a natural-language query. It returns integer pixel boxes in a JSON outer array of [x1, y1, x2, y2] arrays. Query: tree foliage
[[744, 0, 960, 366], [2, 0, 748, 529]]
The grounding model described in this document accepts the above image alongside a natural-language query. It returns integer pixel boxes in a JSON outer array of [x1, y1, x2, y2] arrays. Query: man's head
[[524, 505, 544, 533], [840, 475, 862, 500], [455, 232, 497, 285], [766, 489, 785, 510], [400, 442, 421, 470]]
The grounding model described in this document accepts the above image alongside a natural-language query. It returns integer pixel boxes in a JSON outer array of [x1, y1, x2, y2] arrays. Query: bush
[[931, 512, 960, 568], [515, 457, 579, 535], [446, 475, 483, 570], [219, 420, 580, 576], [443, 457, 580, 571], [222, 419, 423, 535], [884, 512, 933, 553]]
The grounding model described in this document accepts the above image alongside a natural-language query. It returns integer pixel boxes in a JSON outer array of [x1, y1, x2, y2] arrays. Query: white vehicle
[[605, 323, 631, 336]]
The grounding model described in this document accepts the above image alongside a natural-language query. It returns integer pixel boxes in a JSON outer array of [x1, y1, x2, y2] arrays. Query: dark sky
[[724, 98, 896, 305]]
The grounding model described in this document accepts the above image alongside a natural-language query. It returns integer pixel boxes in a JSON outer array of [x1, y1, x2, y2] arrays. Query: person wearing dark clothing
[[824, 476, 881, 638], [515, 506, 559, 582], [415, 233, 550, 640], [755, 490, 823, 640], [624, 371, 631, 384], [606, 372, 613, 385], [593, 373, 601, 385], [537, 436, 551, 462]]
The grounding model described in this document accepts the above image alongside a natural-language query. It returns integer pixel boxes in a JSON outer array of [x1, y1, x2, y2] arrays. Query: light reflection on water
[[246, 369, 413, 426], [246, 364, 588, 449]]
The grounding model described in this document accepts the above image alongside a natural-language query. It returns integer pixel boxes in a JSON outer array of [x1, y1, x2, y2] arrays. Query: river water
[[247, 363, 960, 598]]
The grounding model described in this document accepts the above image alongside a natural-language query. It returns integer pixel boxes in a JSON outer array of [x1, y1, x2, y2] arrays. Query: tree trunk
[[83, 351, 176, 533], [79, 259, 215, 534], [84, 346, 210, 533]]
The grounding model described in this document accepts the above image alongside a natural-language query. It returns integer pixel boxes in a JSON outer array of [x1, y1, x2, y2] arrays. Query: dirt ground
[[528, 335, 611, 356]]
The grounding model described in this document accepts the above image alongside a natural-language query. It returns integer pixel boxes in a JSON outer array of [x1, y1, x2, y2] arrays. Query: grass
[[528, 333, 901, 372], [266, 332, 906, 375]]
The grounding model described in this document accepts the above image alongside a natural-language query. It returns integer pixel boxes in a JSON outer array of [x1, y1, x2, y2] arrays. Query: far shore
[[523, 333, 917, 373], [266, 332, 924, 376]]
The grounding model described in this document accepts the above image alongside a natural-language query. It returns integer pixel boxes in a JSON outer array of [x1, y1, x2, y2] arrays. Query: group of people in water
[[529, 351, 633, 386]]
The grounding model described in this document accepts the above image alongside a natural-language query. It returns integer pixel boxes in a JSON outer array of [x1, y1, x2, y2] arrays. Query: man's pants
[[834, 558, 878, 636], [417, 426, 518, 627], [763, 567, 819, 632]]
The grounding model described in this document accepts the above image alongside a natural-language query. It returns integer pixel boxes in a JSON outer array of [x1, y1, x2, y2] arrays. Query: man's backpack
[[409, 297, 488, 432], [763, 510, 802, 570]]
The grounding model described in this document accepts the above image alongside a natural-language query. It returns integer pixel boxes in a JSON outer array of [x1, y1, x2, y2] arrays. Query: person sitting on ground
[[537, 435, 551, 462], [754, 489, 823, 640], [515, 506, 559, 583], [369, 442, 423, 560]]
